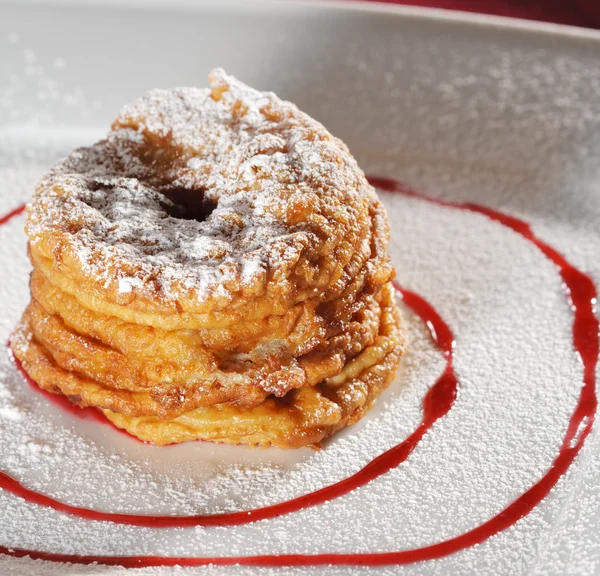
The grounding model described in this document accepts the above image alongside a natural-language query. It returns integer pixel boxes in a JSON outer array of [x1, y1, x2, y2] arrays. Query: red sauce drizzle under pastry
[[10, 355, 145, 438], [0, 174, 597, 567], [0, 204, 26, 225]]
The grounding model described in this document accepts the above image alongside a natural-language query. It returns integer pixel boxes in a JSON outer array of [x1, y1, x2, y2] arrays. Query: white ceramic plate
[[1, 1, 600, 575]]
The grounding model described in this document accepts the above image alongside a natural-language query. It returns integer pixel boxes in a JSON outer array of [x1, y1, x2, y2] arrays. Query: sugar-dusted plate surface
[[1, 2, 600, 575]]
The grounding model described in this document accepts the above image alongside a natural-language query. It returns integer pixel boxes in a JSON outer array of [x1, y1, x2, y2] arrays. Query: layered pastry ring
[[11, 69, 406, 448]]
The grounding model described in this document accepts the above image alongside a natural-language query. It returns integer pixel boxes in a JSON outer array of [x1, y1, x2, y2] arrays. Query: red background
[[362, 0, 600, 29]]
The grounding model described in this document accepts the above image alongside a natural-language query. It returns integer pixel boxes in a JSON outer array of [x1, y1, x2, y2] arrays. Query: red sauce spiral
[[0, 174, 596, 568]]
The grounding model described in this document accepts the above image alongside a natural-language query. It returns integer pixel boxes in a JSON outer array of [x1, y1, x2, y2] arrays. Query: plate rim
[[2, 0, 600, 44]]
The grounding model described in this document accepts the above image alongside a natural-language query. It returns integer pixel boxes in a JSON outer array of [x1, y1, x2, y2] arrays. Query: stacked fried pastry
[[11, 70, 406, 448]]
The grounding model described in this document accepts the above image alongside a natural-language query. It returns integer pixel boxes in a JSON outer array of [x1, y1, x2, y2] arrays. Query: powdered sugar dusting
[[26, 69, 373, 308], [0, 405, 23, 422], [117, 276, 142, 294]]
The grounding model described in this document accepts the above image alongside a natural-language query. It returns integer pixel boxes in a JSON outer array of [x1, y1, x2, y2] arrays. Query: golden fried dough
[[14, 284, 404, 448], [11, 69, 406, 448]]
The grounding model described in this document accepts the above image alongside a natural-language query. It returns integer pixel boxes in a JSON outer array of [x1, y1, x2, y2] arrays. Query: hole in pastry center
[[160, 186, 217, 222]]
